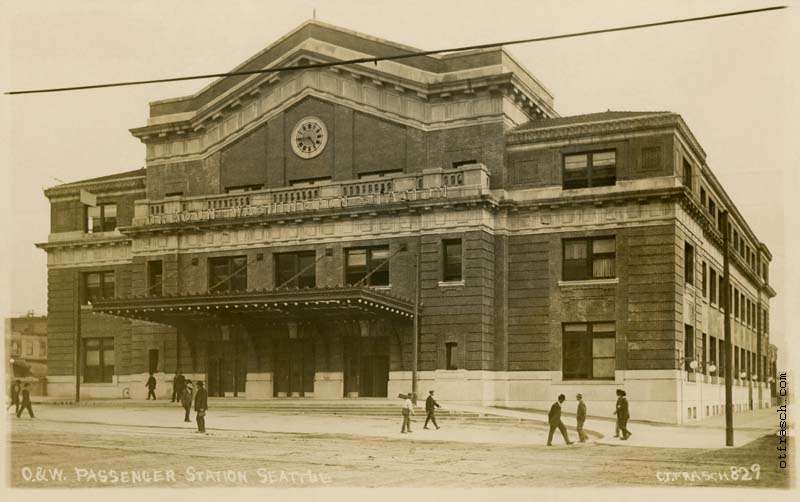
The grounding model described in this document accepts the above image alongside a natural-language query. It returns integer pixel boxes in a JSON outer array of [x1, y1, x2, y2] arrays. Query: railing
[[132, 163, 490, 227]]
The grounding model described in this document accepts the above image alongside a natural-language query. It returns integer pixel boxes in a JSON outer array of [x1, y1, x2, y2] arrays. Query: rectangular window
[[86, 203, 117, 233], [39, 341, 47, 357], [684, 241, 694, 286], [734, 288, 739, 319], [11, 340, 20, 355], [684, 324, 695, 371], [148, 349, 159, 374], [562, 150, 616, 189], [734, 345, 739, 375], [709, 268, 717, 305], [147, 261, 163, 296], [708, 198, 717, 221], [24, 340, 33, 356], [562, 322, 616, 380], [718, 339, 725, 375], [701, 261, 707, 297], [274, 251, 316, 289], [709, 336, 717, 370], [442, 239, 463, 282], [445, 342, 458, 370], [562, 237, 615, 281], [701, 333, 707, 373], [83, 337, 114, 383], [83, 271, 115, 304], [682, 158, 693, 190], [700, 187, 707, 207], [346, 246, 390, 286], [208, 256, 248, 293]]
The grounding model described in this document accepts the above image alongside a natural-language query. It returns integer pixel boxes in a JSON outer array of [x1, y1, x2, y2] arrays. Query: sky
[[1, 0, 797, 367]]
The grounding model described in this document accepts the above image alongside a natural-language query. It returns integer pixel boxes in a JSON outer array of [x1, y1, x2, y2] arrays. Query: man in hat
[[424, 390, 441, 430], [172, 373, 186, 403], [617, 390, 631, 440], [194, 381, 208, 433], [181, 380, 194, 422], [401, 393, 415, 433], [145, 372, 157, 400], [7, 380, 21, 414], [613, 389, 623, 437], [547, 394, 573, 446], [575, 393, 588, 442], [16, 383, 34, 419]]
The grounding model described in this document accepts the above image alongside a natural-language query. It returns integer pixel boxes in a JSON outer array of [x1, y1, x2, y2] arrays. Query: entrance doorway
[[273, 337, 315, 397], [206, 327, 248, 397], [344, 336, 389, 397]]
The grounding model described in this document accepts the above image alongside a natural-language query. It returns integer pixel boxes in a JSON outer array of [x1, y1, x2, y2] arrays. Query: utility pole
[[73, 269, 82, 403], [412, 247, 420, 404], [722, 211, 733, 446]]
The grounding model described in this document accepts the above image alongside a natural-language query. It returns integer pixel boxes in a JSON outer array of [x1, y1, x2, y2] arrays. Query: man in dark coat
[[575, 393, 588, 442], [423, 390, 441, 430], [194, 381, 208, 433], [181, 381, 194, 422], [172, 373, 185, 403], [146, 373, 157, 400], [7, 380, 21, 414], [16, 383, 34, 419], [613, 389, 623, 437], [547, 394, 573, 446], [617, 390, 631, 440]]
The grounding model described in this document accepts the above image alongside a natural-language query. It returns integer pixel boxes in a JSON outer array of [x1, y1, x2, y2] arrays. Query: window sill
[[369, 285, 392, 291], [556, 379, 617, 385], [558, 278, 619, 287], [438, 280, 465, 288]]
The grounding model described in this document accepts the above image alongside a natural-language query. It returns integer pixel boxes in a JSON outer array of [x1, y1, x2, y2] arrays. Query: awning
[[90, 286, 416, 325]]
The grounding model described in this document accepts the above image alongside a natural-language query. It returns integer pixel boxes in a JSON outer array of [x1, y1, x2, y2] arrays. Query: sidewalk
[[445, 403, 781, 449], [11, 400, 784, 449]]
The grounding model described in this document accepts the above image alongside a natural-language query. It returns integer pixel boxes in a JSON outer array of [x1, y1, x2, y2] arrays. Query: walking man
[[547, 394, 573, 446], [401, 393, 415, 433], [16, 383, 34, 419], [575, 393, 588, 442], [146, 373, 157, 400], [617, 390, 631, 440], [7, 380, 21, 414], [172, 373, 185, 403], [613, 389, 623, 437], [194, 381, 208, 433], [424, 390, 441, 430], [181, 380, 194, 422]]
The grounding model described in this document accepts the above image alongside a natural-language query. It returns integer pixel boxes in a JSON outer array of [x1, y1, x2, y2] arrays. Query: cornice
[[44, 177, 146, 200], [506, 113, 706, 160]]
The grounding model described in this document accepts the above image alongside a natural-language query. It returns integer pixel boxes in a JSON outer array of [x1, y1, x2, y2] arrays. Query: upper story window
[[700, 187, 707, 207], [682, 158, 693, 190], [346, 246, 390, 286], [208, 256, 248, 293], [147, 260, 163, 296], [86, 203, 117, 233], [562, 237, 615, 281], [83, 271, 115, 305], [562, 151, 616, 189], [11, 340, 21, 356], [684, 241, 694, 286], [708, 198, 717, 221], [709, 268, 718, 305], [562, 322, 616, 380], [39, 341, 47, 357], [275, 251, 316, 289], [442, 239, 463, 282]]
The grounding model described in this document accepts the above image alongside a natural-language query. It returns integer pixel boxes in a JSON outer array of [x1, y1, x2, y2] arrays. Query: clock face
[[291, 117, 328, 159]]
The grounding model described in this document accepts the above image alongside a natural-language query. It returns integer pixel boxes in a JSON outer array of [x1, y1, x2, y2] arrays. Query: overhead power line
[[4, 5, 786, 96]]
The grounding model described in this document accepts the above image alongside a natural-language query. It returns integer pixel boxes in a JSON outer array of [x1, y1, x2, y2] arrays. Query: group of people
[[145, 372, 208, 433], [6, 380, 34, 418], [399, 390, 441, 433], [546, 389, 631, 445]]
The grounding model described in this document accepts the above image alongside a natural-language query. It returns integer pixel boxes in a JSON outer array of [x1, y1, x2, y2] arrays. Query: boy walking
[[401, 393, 415, 433]]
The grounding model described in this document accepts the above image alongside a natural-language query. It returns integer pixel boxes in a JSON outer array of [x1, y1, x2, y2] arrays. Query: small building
[[5, 313, 49, 394], [35, 21, 776, 423]]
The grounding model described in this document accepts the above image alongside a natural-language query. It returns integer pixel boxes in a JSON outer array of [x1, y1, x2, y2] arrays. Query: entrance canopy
[[90, 286, 416, 325]]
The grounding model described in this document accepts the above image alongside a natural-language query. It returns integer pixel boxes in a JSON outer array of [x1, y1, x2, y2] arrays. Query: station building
[[36, 21, 777, 423]]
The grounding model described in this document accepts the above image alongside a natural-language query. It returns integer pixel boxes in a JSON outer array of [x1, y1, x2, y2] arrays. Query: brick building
[[36, 21, 776, 423], [5, 313, 48, 379]]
